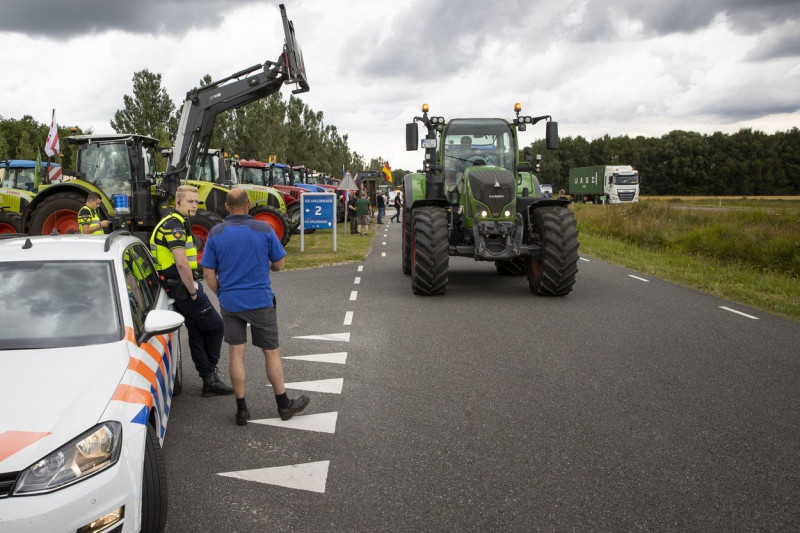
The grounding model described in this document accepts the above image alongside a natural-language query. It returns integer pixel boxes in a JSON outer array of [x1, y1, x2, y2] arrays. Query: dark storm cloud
[[0, 0, 259, 38], [357, 0, 532, 78], [355, 0, 798, 81]]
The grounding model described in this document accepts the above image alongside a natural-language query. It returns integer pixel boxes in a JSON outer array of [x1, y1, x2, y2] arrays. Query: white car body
[[0, 233, 183, 533]]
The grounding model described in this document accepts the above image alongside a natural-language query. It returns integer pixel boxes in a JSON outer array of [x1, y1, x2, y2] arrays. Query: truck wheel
[[251, 205, 290, 245], [528, 206, 579, 296], [141, 424, 168, 533], [495, 257, 526, 276], [411, 206, 448, 295], [0, 211, 21, 234], [190, 209, 224, 261], [402, 208, 411, 275], [28, 192, 86, 234]]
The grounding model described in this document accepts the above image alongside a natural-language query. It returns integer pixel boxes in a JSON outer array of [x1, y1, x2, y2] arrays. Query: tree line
[[1, 68, 797, 195], [530, 128, 800, 195]]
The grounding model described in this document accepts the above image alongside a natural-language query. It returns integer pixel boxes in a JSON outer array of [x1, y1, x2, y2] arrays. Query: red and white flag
[[44, 109, 59, 157]]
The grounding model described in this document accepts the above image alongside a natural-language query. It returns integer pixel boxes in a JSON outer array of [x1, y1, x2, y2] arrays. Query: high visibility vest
[[149, 211, 197, 277], [78, 205, 103, 234]]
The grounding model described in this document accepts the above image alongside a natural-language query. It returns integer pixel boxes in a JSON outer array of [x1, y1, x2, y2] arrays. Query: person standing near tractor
[[376, 191, 386, 224], [355, 190, 372, 235], [77, 192, 110, 234], [347, 192, 359, 234], [390, 193, 402, 223], [150, 184, 233, 397], [201, 188, 310, 426]]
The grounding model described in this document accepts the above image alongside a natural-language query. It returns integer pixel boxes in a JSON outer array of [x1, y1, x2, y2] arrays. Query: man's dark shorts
[[221, 305, 279, 350]]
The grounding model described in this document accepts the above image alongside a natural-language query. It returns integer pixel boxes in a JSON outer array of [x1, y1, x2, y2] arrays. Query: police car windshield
[[0, 261, 122, 349]]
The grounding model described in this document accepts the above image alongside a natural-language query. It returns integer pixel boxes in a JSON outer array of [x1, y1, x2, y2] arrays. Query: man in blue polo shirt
[[201, 188, 310, 426]]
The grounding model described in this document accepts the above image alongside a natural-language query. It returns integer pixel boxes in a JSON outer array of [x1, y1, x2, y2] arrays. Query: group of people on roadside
[[346, 189, 403, 235], [78, 186, 310, 426]]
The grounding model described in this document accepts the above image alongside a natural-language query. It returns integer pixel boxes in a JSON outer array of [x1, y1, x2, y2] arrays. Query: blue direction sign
[[301, 193, 336, 229]]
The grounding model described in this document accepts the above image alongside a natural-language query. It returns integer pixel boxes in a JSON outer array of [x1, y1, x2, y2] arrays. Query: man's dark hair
[[86, 192, 101, 202]]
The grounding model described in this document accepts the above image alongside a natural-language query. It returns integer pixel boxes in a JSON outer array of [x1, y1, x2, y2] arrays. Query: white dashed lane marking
[[720, 306, 759, 320]]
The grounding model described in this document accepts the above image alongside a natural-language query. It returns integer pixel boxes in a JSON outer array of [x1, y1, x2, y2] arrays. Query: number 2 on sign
[[315, 206, 322, 215]]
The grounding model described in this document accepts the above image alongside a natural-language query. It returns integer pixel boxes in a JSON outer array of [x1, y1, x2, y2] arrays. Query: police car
[[0, 231, 184, 533]]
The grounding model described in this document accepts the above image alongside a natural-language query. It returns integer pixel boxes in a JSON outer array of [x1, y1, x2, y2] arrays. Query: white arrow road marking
[[283, 352, 348, 364], [719, 306, 759, 320], [218, 460, 330, 493], [628, 275, 649, 282], [292, 332, 350, 342], [344, 311, 353, 326], [251, 412, 338, 433], [282, 378, 343, 394]]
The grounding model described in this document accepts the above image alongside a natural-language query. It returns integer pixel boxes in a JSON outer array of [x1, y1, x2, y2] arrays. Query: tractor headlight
[[13, 422, 123, 495], [480, 210, 488, 218], [503, 210, 511, 217]]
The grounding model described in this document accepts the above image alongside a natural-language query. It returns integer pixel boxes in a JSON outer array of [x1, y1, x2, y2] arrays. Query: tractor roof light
[[514, 103, 522, 113], [422, 103, 429, 113]]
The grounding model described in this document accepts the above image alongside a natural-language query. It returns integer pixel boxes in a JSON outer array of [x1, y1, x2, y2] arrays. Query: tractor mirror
[[546, 122, 559, 150], [406, 123, 419, 151], [523, 146, 533, 163]]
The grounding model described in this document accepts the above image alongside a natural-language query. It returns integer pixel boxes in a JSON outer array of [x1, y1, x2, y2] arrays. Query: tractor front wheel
[[402, 208, 412, 275], [28, 192, 87, 235], [411, 206, 449, 295], [191, 209, 224, 261], [251, 205, 290, 245], [0, 211, 21, 234], [527, 206, 579, 295]]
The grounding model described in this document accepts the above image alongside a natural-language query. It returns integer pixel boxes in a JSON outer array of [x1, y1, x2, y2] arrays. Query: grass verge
[[283, 224, 375, 270]]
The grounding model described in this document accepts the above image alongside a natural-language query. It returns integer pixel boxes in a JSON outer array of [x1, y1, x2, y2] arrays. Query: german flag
[[382, 162, 392, 183]]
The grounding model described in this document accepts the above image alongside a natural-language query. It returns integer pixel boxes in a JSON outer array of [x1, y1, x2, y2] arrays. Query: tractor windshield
[[271, 166, 291, 186], [240, 166, 266, 186], [79, 142, 132, 197], [442, 119, 514, 195], [193, 153, 219, 183]]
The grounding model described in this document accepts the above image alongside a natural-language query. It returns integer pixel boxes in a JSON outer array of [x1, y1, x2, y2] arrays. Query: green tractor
[[402, 103, 579, 296], [0, 159, 61, 233]]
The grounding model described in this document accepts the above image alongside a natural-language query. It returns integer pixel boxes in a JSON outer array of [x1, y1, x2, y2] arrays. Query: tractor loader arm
[[164, 4, 308, 198]]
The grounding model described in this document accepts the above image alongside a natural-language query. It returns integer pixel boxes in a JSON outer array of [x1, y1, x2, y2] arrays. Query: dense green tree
[[110, 69, 178, 140]]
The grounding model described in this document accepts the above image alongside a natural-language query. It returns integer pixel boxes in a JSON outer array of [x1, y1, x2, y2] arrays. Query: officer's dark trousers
[[172, 283, 224, 378]]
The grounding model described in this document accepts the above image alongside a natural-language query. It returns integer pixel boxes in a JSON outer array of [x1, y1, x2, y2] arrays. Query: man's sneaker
[[278, 395, 310, 421], [202, 368, 234, 397], [235, 409, 250, 426]]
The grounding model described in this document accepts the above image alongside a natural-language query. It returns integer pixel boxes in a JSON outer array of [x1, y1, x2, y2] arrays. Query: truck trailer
[[568, 165, 640, 203]]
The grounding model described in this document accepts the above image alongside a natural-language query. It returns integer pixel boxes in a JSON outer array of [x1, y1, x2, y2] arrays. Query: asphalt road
[[163, 220, 800, 532]]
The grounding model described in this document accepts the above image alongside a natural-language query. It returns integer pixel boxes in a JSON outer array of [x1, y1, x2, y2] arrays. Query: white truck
[[568, 165, 640, 203]]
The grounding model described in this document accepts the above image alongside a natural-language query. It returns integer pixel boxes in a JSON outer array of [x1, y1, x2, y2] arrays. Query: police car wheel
[[141, 424, 168, 533]]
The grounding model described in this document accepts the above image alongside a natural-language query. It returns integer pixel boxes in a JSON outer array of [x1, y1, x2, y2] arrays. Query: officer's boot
[[202, 368, 234, 397]]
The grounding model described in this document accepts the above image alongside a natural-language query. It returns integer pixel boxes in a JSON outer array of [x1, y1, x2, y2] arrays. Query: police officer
[[78, 192, 110, 234], [150, 184, 233, 397]]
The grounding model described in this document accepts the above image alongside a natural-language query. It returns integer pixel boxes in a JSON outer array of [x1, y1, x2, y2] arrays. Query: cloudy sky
[[0, 0, 798, 173]]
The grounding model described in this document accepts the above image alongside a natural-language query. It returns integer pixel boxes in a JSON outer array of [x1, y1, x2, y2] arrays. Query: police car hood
[[0, 343, 128, 471]]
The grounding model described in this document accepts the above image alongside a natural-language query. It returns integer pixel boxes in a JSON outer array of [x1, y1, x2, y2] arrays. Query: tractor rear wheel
[[251, 205, 290, 245], [0, 211, 21, 234], [411, 206, 449, 295], [495, 257, 526, 276], [402, 208, 412, 275], [190, 210, 224, 261], [28, 192, 86, 235], [288, 204, 315, 235], [527, 206, 579, 295]]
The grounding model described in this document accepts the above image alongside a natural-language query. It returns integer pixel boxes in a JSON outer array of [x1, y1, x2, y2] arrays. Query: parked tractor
[[0, 160, 61, 232], [403, 103, 579, 296], [20, 4, 307, 251]]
